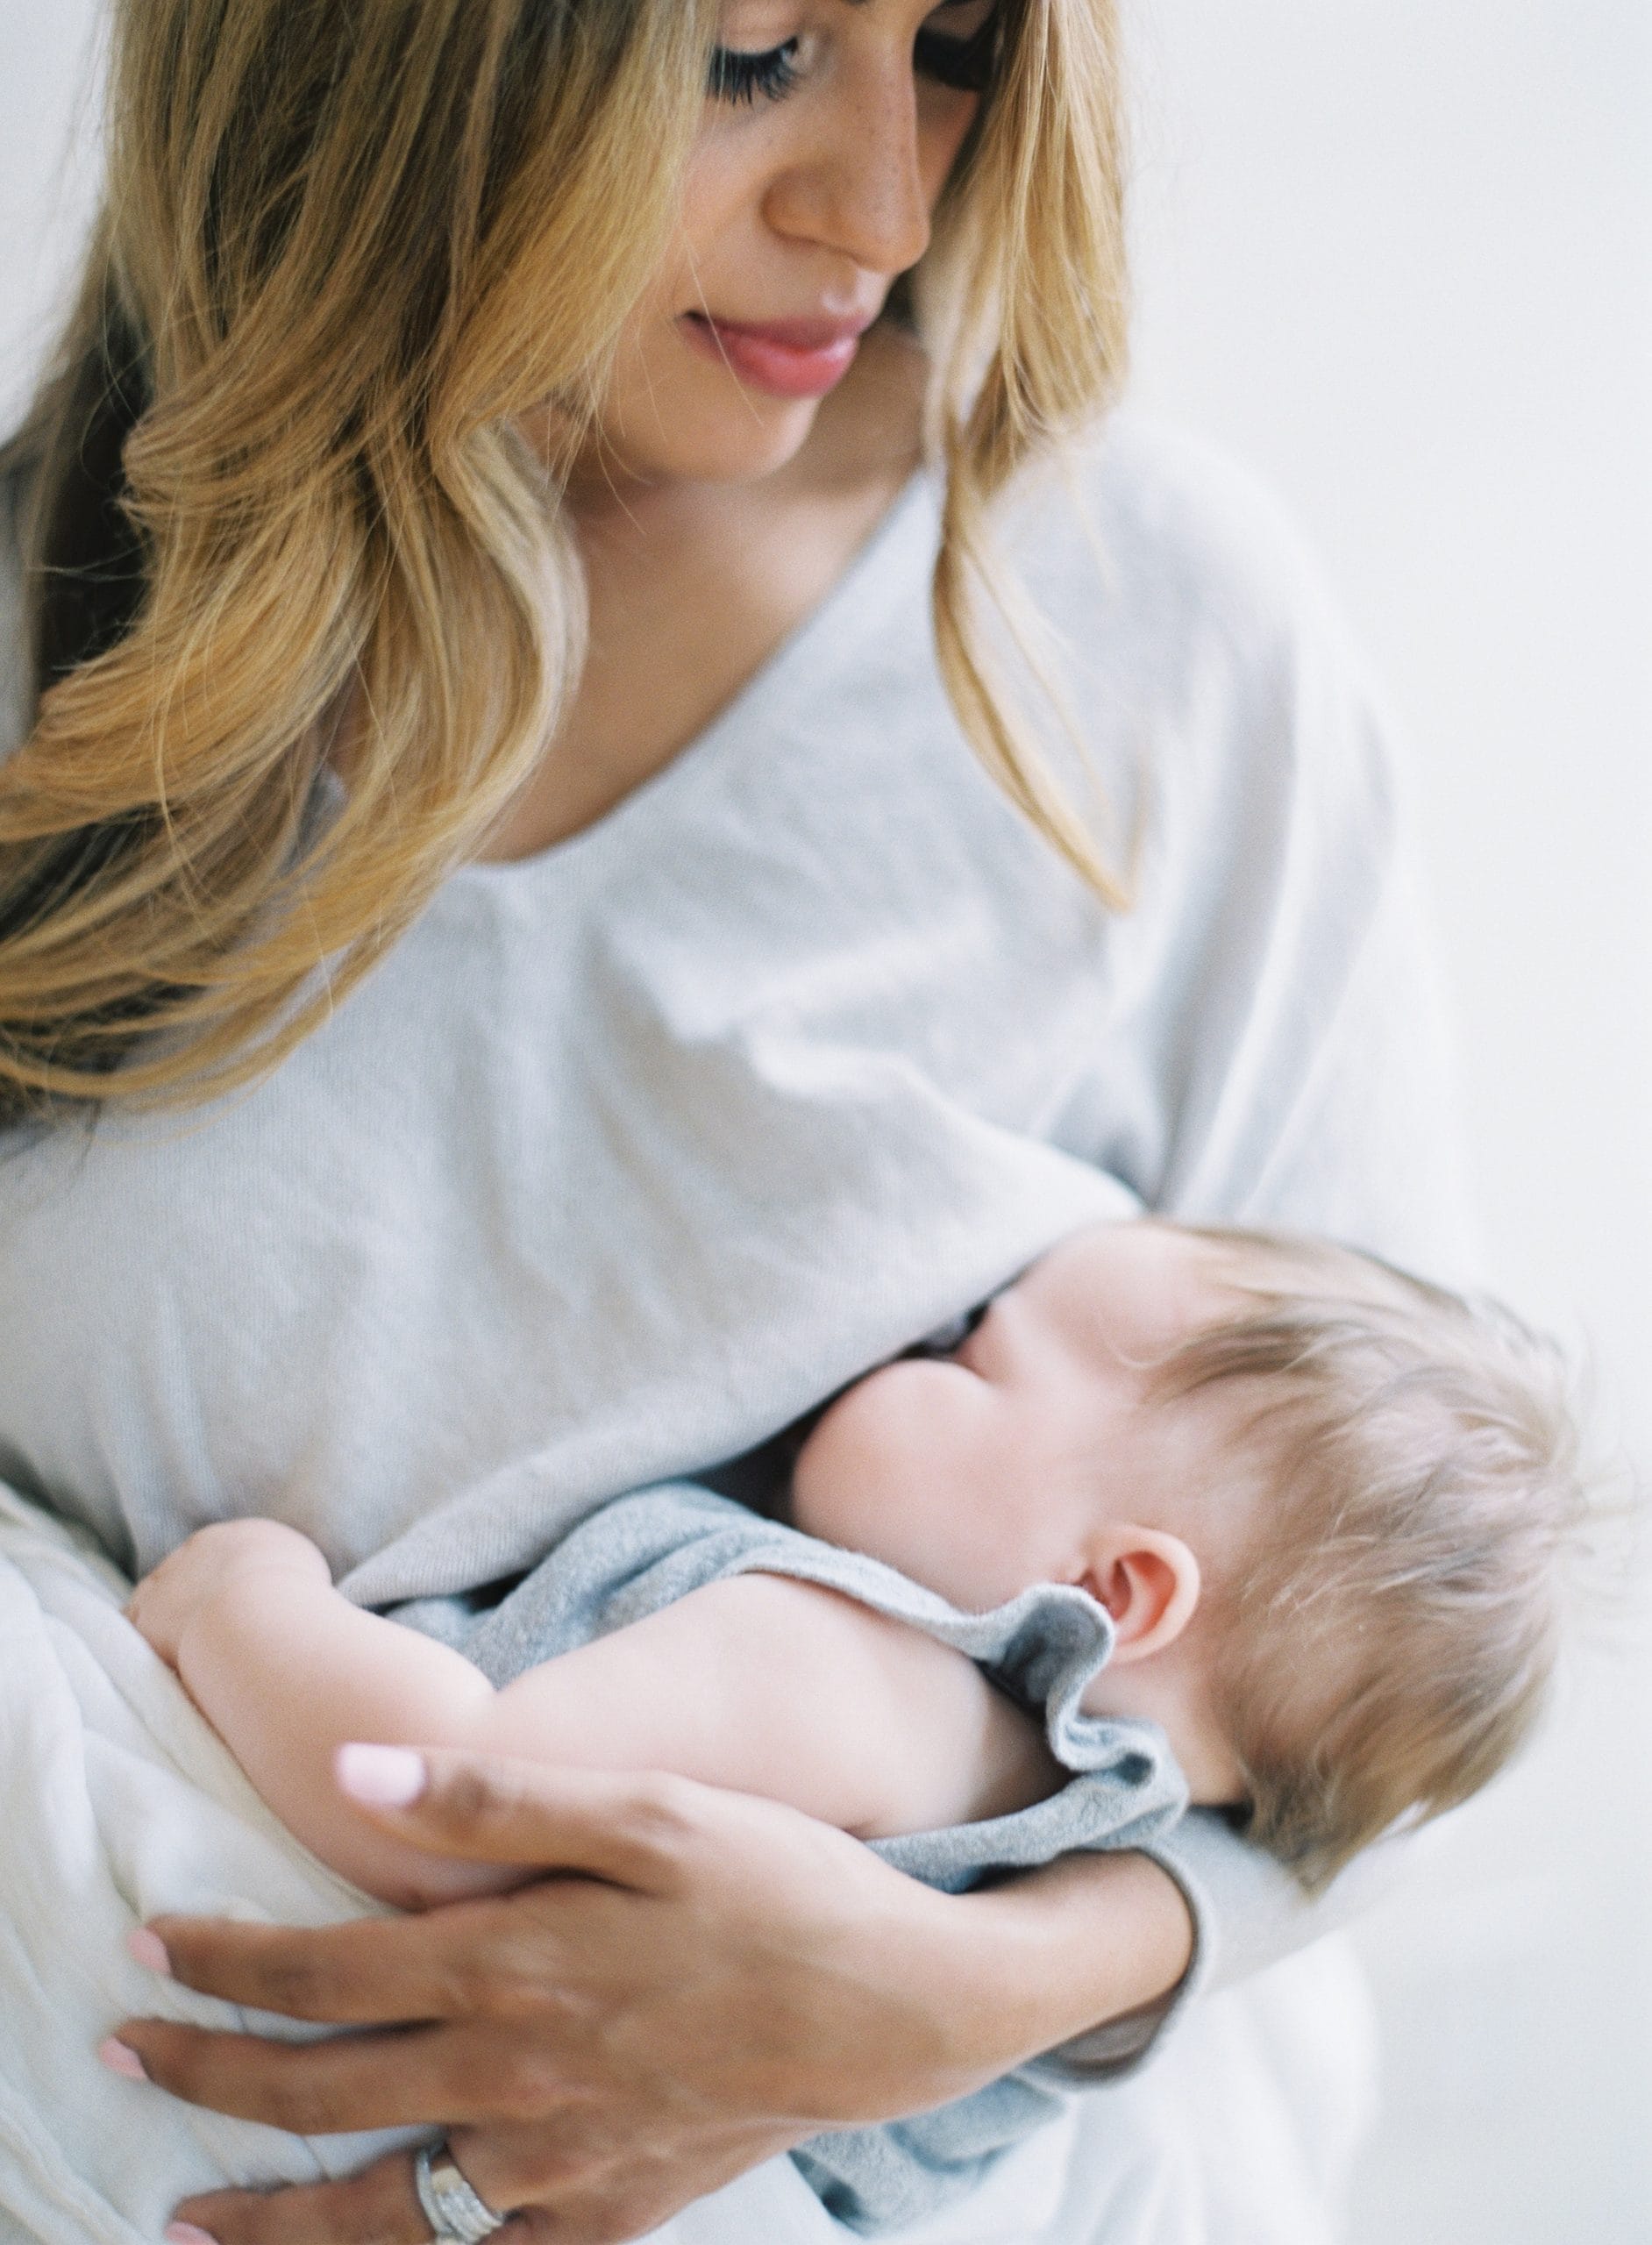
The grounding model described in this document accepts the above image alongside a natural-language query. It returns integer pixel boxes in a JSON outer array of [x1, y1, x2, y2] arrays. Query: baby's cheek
[[792, 1363, 973, 1545], [793, 1364, 1015, 1603]]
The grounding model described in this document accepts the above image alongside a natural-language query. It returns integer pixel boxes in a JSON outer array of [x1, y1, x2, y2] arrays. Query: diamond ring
[[413, 2142, 509, 2241]]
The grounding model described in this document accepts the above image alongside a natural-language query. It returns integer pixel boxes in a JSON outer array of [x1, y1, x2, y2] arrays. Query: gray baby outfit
[[395, 1483, 1188, 2234]]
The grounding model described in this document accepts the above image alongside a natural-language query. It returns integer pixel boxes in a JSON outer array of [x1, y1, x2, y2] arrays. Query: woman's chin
[[585, 386, 823, 491]]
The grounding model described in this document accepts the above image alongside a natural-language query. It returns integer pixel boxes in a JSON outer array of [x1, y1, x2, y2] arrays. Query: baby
[[125, 1216, 1589, 2229]]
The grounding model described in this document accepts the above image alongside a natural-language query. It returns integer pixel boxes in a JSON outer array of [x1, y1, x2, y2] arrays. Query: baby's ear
[[1076, 1528, 1201, 1664]]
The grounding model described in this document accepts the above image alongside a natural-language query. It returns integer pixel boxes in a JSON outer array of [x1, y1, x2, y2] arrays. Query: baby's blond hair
[[1154, 1232, 1591, 1893]]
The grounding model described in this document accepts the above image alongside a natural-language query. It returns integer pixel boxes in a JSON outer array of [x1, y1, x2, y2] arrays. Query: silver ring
[[414, 2142, 509, 2241]]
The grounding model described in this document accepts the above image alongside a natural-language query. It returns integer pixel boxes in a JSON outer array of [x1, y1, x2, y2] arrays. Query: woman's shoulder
[[1005, 411, 1364, 681], [994, 412, 1398, 837]]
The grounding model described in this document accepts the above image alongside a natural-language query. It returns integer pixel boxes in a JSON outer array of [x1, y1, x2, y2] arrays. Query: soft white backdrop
[[1123, 9, 1651, 2240], [2, 4, 1649, 2240]]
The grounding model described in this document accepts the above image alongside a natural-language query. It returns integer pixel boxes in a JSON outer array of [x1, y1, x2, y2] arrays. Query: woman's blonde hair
[[0, 0, 1130, 1121]]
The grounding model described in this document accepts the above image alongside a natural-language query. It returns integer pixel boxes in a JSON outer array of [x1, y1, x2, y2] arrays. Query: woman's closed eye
[[707, 39, 803, 105], [708, 4, 1001, 108]]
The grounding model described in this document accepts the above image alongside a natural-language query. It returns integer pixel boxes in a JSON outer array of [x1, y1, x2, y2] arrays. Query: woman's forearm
[[934, 1849, 1196, 2070]]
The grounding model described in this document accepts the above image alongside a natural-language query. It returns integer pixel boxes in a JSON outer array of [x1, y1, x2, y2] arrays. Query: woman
[[0, 2, 1467, 2241]]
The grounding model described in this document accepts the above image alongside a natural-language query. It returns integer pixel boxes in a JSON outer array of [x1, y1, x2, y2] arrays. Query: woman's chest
[[0, 774, 1143, 1579]]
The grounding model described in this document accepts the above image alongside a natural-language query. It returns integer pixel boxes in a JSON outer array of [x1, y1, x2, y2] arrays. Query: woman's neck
[[477, 327, 927, 864]]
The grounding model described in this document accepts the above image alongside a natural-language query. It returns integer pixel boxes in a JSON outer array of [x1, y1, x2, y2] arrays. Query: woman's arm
[[111, 1751, 1194, 2245]]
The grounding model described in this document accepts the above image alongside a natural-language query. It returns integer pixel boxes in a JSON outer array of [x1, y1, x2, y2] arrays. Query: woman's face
[[572, 0, 997, 488]]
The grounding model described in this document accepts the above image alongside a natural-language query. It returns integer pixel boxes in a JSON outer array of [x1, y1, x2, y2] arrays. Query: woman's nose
[[765, 63, 936, 278]]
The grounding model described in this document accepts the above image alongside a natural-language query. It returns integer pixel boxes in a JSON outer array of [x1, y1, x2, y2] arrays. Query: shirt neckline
[[443, 464, 937, 899]]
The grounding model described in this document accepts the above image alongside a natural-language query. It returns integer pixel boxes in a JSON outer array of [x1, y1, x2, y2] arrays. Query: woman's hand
[[109, 1751, 1193, 2245]]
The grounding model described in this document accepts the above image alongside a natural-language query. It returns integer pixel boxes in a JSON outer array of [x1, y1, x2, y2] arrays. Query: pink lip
[[679, 311, 874, 399]]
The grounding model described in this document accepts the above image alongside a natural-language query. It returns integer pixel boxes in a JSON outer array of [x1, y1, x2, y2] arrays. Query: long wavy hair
[[0, 0, 1130, 1122]]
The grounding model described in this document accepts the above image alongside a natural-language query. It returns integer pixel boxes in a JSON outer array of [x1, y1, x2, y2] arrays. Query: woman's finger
[[344, 1749, 714, 1885], [168, 2118, 797, 2245], [107, 2019, 514, 2136], [133, 1908, 499, 2026], [126, 1759, 711, 2031], [167, 2147, 434, 2245]]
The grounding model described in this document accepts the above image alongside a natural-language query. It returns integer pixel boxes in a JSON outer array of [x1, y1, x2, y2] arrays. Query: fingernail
[[336, 1742, 427, 1807], [126, 1927, 172, 1976], [166, 2226, 220, 2245], [97, 2036, 149, 2082]]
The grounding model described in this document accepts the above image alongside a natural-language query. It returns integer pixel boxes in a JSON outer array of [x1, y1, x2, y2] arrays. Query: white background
[[3, 4, 1649, 2239], [1125, 6, 1651, 2239]]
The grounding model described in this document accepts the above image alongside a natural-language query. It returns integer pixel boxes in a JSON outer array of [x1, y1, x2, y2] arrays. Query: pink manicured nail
[[165, 2226, 220, 2245], [336, 1743, 427, 1807], [98, 2036, 149, 2082], [126, 1927, 172, 1976]]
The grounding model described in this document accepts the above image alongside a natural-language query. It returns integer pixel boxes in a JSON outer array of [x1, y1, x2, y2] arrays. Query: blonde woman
[[0, 2, 1467, 2242]]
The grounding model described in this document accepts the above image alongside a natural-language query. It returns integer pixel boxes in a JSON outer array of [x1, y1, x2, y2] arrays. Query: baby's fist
[[126, 1518, 331, 1669]]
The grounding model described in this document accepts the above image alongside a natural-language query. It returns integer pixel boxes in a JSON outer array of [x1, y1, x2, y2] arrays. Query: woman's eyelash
[[707, 40, 802, 106], [706, 17, 999, 108]]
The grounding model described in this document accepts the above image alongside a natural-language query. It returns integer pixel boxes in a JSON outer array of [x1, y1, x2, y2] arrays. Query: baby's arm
[[128, 1520, 1060, 1911]]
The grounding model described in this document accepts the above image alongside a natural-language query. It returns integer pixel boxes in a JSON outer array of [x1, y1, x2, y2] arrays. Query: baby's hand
[[125, 1518, 331, 1670]]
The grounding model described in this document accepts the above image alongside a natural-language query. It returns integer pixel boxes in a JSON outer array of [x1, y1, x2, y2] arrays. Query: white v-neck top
[[0, 416, 1470, 1998]]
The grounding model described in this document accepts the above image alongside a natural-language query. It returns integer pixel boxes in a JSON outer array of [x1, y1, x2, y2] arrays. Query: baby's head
[[790, 1220, 1591, 1892]]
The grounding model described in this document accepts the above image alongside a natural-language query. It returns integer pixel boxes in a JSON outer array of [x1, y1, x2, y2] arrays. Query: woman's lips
[[679, 311, 869, 399]]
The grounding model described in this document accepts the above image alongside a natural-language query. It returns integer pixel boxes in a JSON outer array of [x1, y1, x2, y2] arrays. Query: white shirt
[[0, 414, 1470, 2000]]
